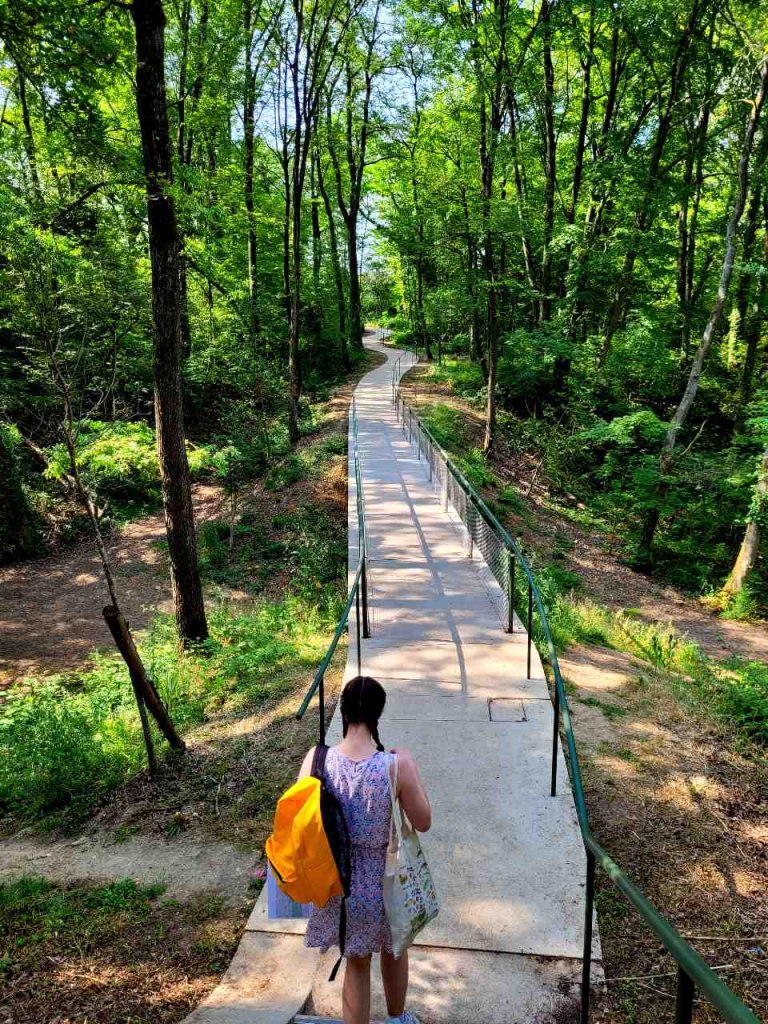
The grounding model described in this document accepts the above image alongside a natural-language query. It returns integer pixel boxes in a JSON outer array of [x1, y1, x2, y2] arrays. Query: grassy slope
[[399, 362, 768, 1024]]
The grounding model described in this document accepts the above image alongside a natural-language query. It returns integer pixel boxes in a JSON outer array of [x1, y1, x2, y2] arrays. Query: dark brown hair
[[340, 676, 386, 751]]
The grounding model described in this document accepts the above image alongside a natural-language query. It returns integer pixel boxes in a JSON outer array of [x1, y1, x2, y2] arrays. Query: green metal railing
[[391, 350, 418, 403], [296, 395, 370, 743], [394, 384, 759, 1024]]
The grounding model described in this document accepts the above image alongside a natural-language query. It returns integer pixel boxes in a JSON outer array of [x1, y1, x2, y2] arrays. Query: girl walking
[[299, 675, 432, 1024]]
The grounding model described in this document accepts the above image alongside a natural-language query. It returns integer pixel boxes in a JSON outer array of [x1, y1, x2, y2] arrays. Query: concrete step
[[305, 948, 594, 1024]]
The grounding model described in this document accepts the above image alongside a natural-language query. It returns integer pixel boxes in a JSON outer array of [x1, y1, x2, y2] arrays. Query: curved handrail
[[295, 560, 364, 728], [296, 394, 370, 739], [395, 385, 759, 1024]]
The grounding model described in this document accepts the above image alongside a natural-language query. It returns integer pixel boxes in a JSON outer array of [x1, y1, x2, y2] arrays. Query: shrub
[[45, 421, 212, 504]]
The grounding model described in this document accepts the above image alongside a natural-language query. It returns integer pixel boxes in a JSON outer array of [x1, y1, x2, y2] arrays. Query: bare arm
[[298, 746, 316, 781], [391, 749, 432, 832]]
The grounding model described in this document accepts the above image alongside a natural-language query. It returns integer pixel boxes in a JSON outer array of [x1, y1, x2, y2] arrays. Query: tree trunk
[[16, 63, 43, 209], [730, 129, 768, 401], [44, 336, 185, 764], [311, 153, 321, 296], [347, 221, 363, 352], [288, 157, 302, 443], [415, 252, 432, 360], [131, 0, 208, 643], [244, 0, 260, 338], [539, 0, 556, 325], [506, 96, 537, 301], [639, 53, 768, 559], [735, 196, 768, 434], [599, 0, 705, 364], [722, 444, 768, 598], [317, 155, 349, 366], [566, 2, 593, 226]]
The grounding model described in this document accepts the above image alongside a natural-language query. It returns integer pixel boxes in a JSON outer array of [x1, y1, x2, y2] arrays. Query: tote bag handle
[[387, 753, 404, 844]]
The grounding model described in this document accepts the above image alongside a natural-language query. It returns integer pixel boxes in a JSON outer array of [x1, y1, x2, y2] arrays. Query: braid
[[369, 721, 385, 753]]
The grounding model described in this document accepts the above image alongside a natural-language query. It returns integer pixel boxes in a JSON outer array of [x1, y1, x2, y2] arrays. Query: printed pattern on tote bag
[[383, 754, 439, 957]]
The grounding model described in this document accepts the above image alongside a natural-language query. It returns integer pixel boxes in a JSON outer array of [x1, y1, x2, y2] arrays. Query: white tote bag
[[383, 754, 439, 958]]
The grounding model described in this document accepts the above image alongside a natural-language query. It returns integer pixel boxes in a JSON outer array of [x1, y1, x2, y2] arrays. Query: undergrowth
[[0, 594, 342, 826], [520, 566, 768, 749]]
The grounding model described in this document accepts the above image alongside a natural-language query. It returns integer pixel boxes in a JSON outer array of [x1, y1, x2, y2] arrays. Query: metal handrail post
[[506, 547, 515, 633], [356, 584, 362, 676], [551, 684, 560, 796], [361, 555, 370, 639], [580, 850, 596, 1024], [676, 967, 695, 1024], [527, 582, 533, 679], [319, 672, 326, 745]]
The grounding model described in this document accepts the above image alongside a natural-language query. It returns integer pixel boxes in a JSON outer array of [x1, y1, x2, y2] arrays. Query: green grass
[[264, 433, 346, 492], [417, 401, 498, 492], [0, 589, 342, 825], [427, 359, 486, 404], [200, 503, 346, 600], [519, 564, 768, 749], [0, 877, 166, 959], [577, 696, 628, 720]]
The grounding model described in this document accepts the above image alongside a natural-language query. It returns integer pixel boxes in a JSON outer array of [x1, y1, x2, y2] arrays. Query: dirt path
[[0, 484, 225, 686], [0, 832, 256, 908]]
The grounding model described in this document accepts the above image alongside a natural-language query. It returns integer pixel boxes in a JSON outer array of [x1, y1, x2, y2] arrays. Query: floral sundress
[[304, 747, 394, 958]]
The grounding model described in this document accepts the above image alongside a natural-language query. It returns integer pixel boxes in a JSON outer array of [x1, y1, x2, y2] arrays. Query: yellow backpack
[[266, 745, 351, 978]]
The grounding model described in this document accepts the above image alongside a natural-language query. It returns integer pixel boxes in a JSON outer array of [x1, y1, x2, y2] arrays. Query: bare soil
[[0, 485, 226, 687], [0, 833, 254, 907]]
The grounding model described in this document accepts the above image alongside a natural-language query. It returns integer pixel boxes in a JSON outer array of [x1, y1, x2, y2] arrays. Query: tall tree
[[131, 0, 209, 643], [638, 51, 768, 559], [282, 0, 362, 442], [325, 2, 382, 353]]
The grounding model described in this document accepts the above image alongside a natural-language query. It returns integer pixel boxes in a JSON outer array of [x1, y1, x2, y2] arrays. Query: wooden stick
[[635, 981, 675, 999], [603, 965, 734, 983], [103, 605, 186, 751]]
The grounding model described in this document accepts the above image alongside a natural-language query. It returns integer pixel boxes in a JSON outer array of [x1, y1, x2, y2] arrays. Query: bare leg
[[380, 949, 409, 1018], [343, 955, 372, 1024]]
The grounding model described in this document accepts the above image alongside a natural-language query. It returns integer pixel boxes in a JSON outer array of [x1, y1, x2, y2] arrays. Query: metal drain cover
[[488, 698, 528, 722]]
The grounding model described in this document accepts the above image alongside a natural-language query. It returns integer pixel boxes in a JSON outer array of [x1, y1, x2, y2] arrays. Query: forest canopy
[[0, 0, 766, 612]]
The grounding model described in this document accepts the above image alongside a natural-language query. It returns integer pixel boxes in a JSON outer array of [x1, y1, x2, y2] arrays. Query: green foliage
[[265, 454, 305, 491], [701, 659, 768, 746], [0, 877, 166, 954], [0, 422, 44, 562], [0, 596, 339, 823], [428, 360, 486, 405], [45, 422, 212, 505], [720, 579, 760, 622], [459, 447, 496, 490]]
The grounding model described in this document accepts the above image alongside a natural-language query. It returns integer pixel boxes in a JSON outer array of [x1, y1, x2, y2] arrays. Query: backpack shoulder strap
[[311, 743, 329, 780]]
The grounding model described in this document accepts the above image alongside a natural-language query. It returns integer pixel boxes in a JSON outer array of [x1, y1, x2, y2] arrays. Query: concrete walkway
[[186, 335, 600, 1024]]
